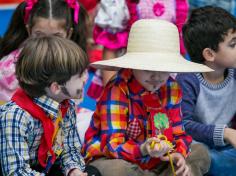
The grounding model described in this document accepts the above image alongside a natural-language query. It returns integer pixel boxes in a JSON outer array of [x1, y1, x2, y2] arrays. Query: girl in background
[[0, 0, 88, 103]]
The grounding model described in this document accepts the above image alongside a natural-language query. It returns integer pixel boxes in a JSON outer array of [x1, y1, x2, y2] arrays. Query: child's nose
[[151, 73, 160, 80]]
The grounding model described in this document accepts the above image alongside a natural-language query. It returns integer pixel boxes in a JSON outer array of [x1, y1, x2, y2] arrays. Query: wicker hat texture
[[91, 19, 213, 72]]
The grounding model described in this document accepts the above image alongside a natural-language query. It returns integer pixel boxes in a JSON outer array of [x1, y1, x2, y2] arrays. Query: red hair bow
[[65, 0, 80, 24], [24, 0, 38, 24]]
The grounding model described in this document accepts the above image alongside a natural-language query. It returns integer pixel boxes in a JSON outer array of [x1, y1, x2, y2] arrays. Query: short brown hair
[[183, 6, 236, 63], [16, 36, 89, 98]]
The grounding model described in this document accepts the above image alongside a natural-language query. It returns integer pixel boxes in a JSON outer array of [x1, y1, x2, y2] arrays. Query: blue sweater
[[176, 69, 236, 148]]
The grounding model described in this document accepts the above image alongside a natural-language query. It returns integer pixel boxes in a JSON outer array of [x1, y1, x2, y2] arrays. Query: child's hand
[[224, 128, 236, 148], [140, 137, 172, 157], [68, 168, 88, 176], [160, 153, 190, 176]]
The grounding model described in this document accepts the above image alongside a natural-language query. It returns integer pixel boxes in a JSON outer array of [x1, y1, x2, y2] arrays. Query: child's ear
[[26, 24, 31, 36], [49, 82, 61, 95], [202, 48, 215, 62], [67, 28, 73, 39]]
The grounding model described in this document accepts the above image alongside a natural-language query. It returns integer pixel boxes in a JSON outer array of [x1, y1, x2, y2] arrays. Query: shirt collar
[[118, 69, 146, 96], [33, 95, 73, 118]]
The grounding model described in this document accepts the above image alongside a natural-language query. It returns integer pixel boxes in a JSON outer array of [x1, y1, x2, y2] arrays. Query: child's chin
[[146, 86, 160, 92], [72, 98, 83, 104]]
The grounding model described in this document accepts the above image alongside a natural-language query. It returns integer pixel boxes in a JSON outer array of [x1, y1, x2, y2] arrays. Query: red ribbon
[[24, 0, 38, 24], [65, 0, 80, 24]]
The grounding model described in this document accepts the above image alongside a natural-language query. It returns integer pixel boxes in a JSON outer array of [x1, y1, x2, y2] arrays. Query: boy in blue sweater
[[176, 6, 236, 175]]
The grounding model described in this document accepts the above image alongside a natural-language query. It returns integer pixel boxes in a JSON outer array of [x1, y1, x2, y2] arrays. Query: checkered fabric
[[126, 118, 142, 139], [83, 69, 192, 170], [0, 96, 85, 175]]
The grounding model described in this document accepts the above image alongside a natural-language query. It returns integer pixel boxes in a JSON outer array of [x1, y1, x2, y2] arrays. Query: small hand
[[69, 168, 88, 176], [140, 137, 172, 157], [150, 140, 172, 158], [140, 137, 160, 156], [160, 152, 191, 176], [224, 128, 236, 148]]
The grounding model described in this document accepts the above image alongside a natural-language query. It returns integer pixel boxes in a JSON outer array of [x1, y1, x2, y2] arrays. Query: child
[[83, 19, 212, 176], [0, 36, 90, 175], [0, 0, 88, 103], [176, 6, 236, 175], [93, 0, 189, 85]]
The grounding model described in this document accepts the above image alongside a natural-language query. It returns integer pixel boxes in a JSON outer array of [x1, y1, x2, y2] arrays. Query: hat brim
[[91, 53, 213, 73]]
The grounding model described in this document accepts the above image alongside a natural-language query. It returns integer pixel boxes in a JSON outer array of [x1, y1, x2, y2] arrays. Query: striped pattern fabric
[[83, 69, 192, 169], [0, 96, 85, 175]]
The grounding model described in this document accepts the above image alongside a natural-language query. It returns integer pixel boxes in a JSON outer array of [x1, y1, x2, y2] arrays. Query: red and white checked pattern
[[126, 118, 142, 139]]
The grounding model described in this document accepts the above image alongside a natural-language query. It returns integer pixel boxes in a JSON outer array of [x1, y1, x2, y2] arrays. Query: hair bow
[[24, 0, 38, 24], [65, 0, 80, 24]]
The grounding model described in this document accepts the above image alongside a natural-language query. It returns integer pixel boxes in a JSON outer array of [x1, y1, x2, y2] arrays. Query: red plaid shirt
[[83, 69, 192, 169]]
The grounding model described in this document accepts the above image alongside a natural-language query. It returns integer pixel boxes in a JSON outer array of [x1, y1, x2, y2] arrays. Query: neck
[[45, 88, 65, 103], [202, 62, 226, 84], [202, 71, 225, 84]]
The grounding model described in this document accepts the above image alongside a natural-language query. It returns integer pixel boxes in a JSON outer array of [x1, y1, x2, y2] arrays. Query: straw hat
[[91, 19, 213, 72]]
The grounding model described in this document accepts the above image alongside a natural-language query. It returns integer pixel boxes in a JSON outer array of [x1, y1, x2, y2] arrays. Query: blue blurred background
[[0, 8, 15, 37]]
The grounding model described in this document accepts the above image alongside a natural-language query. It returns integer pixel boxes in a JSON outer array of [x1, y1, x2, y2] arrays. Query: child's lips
[[146, 80, 163, 86]]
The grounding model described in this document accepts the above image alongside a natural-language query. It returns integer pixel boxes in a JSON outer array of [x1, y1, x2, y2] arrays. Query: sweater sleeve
[[176, 73, 216, 147]]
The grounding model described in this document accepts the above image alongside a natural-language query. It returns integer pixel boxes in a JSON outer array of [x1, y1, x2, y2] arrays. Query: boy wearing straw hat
[[83, 19, 212, 176], [176, 6, 236, 175]]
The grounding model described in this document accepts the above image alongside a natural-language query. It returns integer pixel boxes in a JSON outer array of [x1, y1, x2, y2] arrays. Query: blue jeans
[[208, 145, 236, 176]]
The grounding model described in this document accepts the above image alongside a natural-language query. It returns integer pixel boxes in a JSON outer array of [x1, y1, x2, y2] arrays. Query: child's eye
[[229, 42, 236, 48], [54, 33, 64, 37], [34, 31, 44, 37]]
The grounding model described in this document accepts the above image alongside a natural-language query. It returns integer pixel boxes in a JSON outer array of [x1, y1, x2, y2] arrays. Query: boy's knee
[[187, 144, 211, 175], [90, 158, 136, 176]]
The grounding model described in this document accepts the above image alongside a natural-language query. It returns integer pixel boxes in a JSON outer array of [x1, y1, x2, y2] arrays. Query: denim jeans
[[188, 0, 236, 16], [208, 145, 236, 176]]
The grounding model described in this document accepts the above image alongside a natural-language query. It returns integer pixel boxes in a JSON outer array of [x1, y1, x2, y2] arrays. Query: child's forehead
[[32, 17, 67, 29], [222, 28, 236, 41]]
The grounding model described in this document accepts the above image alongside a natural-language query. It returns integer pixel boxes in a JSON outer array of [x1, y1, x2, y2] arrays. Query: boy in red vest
[[0, 36, 99, 176]]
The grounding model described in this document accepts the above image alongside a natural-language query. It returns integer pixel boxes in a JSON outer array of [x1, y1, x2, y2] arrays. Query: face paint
[[60, 85, 71, 97]]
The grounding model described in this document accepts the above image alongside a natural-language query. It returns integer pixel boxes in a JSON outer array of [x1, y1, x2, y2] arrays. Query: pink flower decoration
[[153, 2, 165, 17]]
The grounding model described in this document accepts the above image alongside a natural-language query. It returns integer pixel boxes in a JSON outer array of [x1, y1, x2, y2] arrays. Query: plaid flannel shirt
[[0, 96, 85, 176], [83, 69, 192, 169]]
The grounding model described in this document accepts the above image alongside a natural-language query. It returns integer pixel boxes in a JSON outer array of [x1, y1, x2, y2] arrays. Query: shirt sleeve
[[176, 73, 217, 147], [61, 105, 85, 175], [0, 107, 41, 176], [84, 85, 143, 163]]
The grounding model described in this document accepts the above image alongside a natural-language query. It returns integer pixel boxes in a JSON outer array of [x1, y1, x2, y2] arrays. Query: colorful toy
[[150, 112, 176, 176]]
